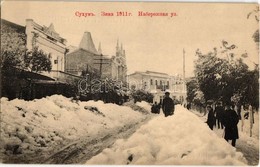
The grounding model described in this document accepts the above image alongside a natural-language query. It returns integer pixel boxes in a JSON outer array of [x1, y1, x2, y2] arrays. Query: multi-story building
[[128, 71, 187, 104], [3, 18, 128, 84], [65, 32, 127, 82], [1, 18, 68, 80], [1, 19, 71, 99], [25, 19, 67, 79]]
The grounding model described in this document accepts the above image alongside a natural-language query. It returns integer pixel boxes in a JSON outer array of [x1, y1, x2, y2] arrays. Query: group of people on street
[[150, 92, 240, 147], [151, 92, 175, 117], [206, 102, 239, 147]]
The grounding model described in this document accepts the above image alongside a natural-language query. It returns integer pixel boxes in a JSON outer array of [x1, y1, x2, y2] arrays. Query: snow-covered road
[[0, 95, 152, 164], [43, 114, 153, 164], [86, 105, 247, 165], [1, 95, 254, 165], [192, 109, 259, 165]]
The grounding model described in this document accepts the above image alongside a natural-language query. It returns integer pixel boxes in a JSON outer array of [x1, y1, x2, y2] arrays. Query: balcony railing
[[156, 85, 169, 91]]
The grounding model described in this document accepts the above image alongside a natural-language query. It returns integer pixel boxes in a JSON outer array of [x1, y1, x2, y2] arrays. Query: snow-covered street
[[0, 95, 152, 163], [86, 105, 247, 165], [0, 95, 257, 165], [192, 108, 259, 165]]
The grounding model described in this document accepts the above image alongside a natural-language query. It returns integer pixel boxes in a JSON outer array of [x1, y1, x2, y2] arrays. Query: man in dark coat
[[162, 92, 174, 117], [214, 102, 224, 129], [222, 103, 239, 147], [206, 106, 215, 130]]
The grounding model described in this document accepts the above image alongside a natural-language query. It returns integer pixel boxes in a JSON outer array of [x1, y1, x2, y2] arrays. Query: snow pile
[[0, 95, 146, 160], [86, 105, 247, 165], [135, 101, 151, 112], [123, 101, 151, 114]]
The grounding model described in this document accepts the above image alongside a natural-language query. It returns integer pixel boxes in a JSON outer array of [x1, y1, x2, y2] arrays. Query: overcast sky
[[1, 1, 258, 77]]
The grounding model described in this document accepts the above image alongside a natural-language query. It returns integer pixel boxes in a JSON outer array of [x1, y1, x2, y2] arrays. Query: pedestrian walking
[[206, 106, 215, 130], [151, 102, 160, 114], [162, 92, 174, 117], [214, 102, 224, 129], [222, 102, 239, 147], [151, 102, 157, 114], [155, 102, 161, 114]]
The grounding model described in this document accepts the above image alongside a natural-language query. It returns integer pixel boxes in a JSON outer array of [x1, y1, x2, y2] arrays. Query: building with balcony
[[128, 71, 187, 104]]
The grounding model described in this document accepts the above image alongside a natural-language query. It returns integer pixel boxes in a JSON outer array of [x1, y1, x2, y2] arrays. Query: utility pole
[[183, 49, 185, 81], [183, 49, 186, 105], [94, 54, 109, 78], [86, 64, 90, 82]]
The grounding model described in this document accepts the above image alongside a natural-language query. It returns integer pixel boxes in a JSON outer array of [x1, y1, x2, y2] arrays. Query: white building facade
[[25, 19, 67, 79], [128, 71, 187, 104]]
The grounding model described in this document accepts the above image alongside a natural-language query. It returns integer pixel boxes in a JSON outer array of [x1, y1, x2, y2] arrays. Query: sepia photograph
[[0, 1, 259, 165]]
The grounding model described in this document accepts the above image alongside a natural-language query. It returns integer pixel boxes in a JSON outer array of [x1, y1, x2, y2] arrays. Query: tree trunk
[[249, 105, 253, 137]]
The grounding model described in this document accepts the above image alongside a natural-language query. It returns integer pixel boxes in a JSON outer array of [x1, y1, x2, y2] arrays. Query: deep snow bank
[[86, 105, 247, 165], [136, 101, 152, 112], [0, 95, 147, 162]]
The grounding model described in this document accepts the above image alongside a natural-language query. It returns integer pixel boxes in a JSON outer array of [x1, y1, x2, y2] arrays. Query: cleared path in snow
[[192, 109, 259, 165], [236, 140, 259, 165], [212, 127, 259, 166], [42, 115, 153, 164]]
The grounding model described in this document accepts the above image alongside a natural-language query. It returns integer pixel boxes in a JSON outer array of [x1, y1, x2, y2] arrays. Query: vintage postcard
[[0, 1, 259, 165]]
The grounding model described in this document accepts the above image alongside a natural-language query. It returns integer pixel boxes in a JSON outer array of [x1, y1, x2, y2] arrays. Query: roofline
[[67, 48, 97, 55], [1, 19, 26, 32], [128, 71, 169, 76], [66, 48, 111, 60], [128, 71, 184, 80], [29, 19, 67, 43], [145, 70, 168, 75]]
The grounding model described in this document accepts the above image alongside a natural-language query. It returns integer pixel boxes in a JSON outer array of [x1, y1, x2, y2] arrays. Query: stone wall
[[65, 49, 113, 79]]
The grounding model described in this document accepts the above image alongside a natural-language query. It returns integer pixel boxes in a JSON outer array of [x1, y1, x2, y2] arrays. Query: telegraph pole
[[183, 49, 186, 105], [183, 49, 185, 81], [94, 54, 109, 78]]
